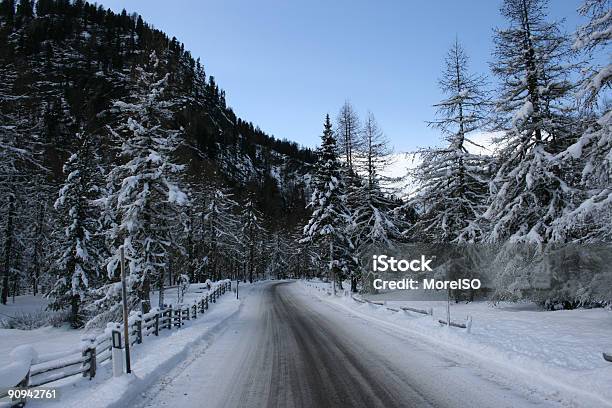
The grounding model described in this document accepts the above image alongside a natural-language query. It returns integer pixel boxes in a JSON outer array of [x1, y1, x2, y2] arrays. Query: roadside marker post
[[120, 246, 132, 374]]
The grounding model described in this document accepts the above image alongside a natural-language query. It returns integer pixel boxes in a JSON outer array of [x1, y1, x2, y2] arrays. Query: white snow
[[134, 281, 610, 408], [20, 281, 246, 408], [0, 345, 37, 389], [301, 280, 612, 407]]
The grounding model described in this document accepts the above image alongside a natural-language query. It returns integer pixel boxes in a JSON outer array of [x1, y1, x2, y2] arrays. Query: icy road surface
[[136, 281, 590, 408]]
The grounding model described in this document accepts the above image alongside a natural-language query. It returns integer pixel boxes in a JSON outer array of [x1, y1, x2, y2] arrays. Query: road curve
[[137, 282, 573, 408]]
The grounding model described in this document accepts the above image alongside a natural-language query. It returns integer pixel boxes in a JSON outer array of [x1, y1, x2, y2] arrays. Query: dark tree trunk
[[2, 194, 15, 305], [248, 245, 254, 283], [139, 276, 151, 314], [70, 294, 81, 328]]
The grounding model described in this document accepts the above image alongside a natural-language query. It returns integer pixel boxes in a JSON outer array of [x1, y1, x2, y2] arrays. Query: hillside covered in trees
[[0, 0, 317, 326]]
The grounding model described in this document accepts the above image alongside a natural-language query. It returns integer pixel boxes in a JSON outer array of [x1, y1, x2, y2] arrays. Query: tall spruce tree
[[351, 113, 404, 291], [574, 0, 611, 107], [91, 51, 188, 325], [303, 115, 351, 291], [240, 194, 264, 283], [483, 0, 576, 245], [202, 188, 240, 281], [408, 40, 491, 243], [553, 0, 612, 242], [0, 76, 47, 304], [50, 133, 104, 327]]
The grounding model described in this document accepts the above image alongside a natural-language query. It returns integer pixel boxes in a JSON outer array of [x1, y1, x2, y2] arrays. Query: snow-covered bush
[[0, 309, 70, 330]]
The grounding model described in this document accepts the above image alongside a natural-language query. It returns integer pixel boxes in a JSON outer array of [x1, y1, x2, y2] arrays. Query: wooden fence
[[0, 281, 231, 398], [304, 280, 472, 332]]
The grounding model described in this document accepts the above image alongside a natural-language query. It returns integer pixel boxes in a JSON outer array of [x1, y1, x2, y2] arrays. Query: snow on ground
[[0, 326, 82, 369], [141, 280, 607, 408], [0, 295, 81, 368], [19, 281, 252, 408], [0, 281, 241, 395], [0, 295, 51, 320], [301, 279, 612, 406]]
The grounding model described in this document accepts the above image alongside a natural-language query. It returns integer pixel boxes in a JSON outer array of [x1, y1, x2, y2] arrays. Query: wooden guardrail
[[0, 280, 232, 399], [304, 280, 473, 333]]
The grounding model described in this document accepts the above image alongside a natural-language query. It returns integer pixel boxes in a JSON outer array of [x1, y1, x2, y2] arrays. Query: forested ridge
[[0, 0, 315, 326]]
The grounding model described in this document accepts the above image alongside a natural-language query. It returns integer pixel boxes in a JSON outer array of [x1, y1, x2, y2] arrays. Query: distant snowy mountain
[[384, 132, 497, 197]]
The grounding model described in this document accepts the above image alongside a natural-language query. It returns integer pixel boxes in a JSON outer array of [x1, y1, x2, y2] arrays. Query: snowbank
[[25, 281, 250, 408], [0, 346, 37, 389], [301, 280, 612, 406]]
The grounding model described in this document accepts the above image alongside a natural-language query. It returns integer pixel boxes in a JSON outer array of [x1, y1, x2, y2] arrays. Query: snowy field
[[302, 279, 612, 406], [0, 296, 83, 368]]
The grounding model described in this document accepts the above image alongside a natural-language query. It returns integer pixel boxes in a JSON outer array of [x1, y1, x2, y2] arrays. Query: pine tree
[[302, 115, 351, 292], [483, 0, 577, 245], [240, 194, 264, 283], [574, 0, 611, 107], [553, 0, 612, 242], [351, 113, 404, 291], [92, 51, 188, 325], [202, 188, 240, 281], [50, 133, 104, 327], [0, 75, 47, 304], [408, 40, 491, 243]]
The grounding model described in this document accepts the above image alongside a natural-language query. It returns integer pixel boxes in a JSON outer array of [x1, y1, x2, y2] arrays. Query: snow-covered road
[[135, 281, 594, 408]]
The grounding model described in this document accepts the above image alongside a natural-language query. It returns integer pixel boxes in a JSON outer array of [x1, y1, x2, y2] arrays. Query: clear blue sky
[[101, 0, 584, 152]]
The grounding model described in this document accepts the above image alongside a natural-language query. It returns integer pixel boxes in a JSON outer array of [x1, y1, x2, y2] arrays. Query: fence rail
[[304, 280, 472, 333], [0, 280, 232, 399]]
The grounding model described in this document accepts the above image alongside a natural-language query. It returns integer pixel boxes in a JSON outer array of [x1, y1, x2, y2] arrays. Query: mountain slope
[[0, 0, 314, 223]]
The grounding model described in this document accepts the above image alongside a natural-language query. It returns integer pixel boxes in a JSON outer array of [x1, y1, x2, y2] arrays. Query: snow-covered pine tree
[[0, 78, 48, 304], [483, 0, 577, 246], [240, 193, 264, 283], [302, 115, 351, 291], [408, 39, 491, 243], [268, 230, 292, 279], [351, 113, 404, 291], [29, 193, 47, 296], [202, 188, 240, 281], [50, 133, 104, 328], [90, 51, 188, 325], [553, 0, 611, 242], [574, 0, 611, 107], [288, 226, 313, 278]]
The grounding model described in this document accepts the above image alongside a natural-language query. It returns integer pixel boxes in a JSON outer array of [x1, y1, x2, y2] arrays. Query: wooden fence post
[[82, 338, 96, 379], [136, 313, 143, 344], [177, 307, 182, 327], [193, 304, 197, 319], [205, 295, 209, 310], [167, 306, 173, 330], [154, 312, 160, 336]]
